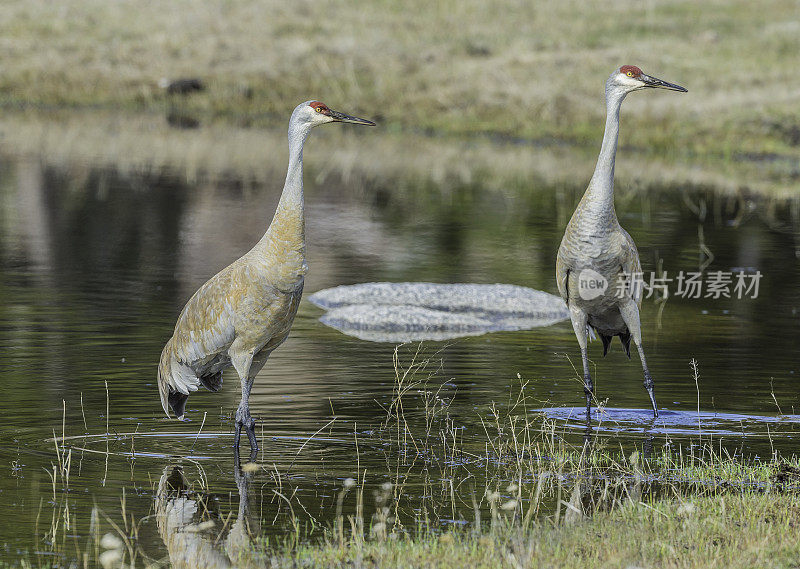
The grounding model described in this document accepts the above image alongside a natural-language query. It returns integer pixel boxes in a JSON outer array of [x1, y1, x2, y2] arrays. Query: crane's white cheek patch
[[578, 269, 608, 300]]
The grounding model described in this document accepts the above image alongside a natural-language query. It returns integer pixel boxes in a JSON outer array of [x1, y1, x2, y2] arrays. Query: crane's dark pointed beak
[[329, 109, 376, 126], [641, 74, 687, 92]]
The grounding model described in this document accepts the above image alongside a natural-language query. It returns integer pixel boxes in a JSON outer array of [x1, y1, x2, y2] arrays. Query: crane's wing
[[618, 227, 643, 306], [157, 270, 238, 416], [171, 272, 238, 368], [157, 262, 280, 417], [555, 251, 570, 305]]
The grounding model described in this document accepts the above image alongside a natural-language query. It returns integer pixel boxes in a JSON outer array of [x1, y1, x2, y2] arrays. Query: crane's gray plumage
[[158, 100, 375, 456], [555, 65, 686, 419]]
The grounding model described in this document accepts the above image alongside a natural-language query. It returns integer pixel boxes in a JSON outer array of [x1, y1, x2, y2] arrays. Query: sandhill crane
[[158, 101, 375, 455], [556, 65, 686, 419]]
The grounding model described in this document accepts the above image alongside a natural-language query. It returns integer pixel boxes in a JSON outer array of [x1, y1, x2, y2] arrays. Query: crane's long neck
[[582, 87, 626, 225], [259, 121, 310, 254]]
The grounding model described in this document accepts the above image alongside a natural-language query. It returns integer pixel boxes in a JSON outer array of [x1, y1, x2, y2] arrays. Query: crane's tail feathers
[[168, 390, 189, 421], [592, 327, 632, 359], [599, 333, 613, 357], [158, 338, 201, 419], [619, 331, 632, 359], [157, 362, 172, 418]]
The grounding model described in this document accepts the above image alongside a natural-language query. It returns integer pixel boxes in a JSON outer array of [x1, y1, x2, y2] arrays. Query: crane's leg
[[619, 301, 658, 417], [231, 346, 273, 459], [236, 376, 258, 453], [231, 347, 257, 456], [569, 306, 593, 420]]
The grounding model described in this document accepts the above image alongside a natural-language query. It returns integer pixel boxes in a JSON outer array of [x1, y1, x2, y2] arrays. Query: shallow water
[[539, 407, 800, 437], [0, 152, 799, 564]]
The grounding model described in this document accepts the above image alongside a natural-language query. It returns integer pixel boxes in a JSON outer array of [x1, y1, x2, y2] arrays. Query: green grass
[[253, 351, 800, 568], [274, 493, 800, 569], [15, 491, 800, 568]]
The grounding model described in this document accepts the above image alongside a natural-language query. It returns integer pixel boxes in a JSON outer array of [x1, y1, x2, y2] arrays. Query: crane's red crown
[[309, 101, 331, 115], [619, 65, 643, 78]]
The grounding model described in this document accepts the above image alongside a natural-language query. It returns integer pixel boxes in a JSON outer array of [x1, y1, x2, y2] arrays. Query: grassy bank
[[1, 0, 799, 188], [275, 492, 800, 569], [58, 439, 800, 569]]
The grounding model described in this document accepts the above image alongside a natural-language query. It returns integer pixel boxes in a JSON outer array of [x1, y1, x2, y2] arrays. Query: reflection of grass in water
[[380, 345, 799, 487], [28, 348, 800, 568], [1, 110, 798, 199]]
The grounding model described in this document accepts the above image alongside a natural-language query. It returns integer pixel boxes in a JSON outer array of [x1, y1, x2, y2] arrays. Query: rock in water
[[308, 282, 568, 342]]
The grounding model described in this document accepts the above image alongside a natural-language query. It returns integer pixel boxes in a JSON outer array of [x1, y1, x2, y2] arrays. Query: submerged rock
[[308, 282, 568, 343]]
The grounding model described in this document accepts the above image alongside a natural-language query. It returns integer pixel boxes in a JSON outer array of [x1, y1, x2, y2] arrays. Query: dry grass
[[0, 0, 799, 175]]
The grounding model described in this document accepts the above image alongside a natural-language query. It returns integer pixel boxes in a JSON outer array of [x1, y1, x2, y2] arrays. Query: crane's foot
[[233, 416, 259, 456], [643, 373, 658, 418], [245, 418, 258, 454]]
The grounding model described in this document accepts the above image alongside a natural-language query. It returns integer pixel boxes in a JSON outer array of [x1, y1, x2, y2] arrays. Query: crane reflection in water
[[154, 460, 265, 569]]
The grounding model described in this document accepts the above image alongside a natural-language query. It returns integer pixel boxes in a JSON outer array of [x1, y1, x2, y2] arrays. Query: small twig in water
[[770, 378, 782, 415], [690, 359, 701, 437], [190, 412, 207, 453], [287, 418, 337, 472], [80, 392, 88, 432], [103, 381, 110, 486]]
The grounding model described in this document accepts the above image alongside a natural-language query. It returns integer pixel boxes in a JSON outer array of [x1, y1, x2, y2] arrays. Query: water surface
[[0, 151, 798, 564]]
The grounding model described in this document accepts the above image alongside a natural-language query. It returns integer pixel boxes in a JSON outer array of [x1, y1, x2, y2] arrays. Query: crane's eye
[[626, 71, 634, 77], [315, 107, 322, 112]]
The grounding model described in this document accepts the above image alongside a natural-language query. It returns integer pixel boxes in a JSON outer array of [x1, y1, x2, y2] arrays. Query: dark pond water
[[1, 151, 799, 565]]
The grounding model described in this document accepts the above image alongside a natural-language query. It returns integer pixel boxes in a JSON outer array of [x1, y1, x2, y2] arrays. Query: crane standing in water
[[556, 66, 686, 419], [158, 101, 375, 455]]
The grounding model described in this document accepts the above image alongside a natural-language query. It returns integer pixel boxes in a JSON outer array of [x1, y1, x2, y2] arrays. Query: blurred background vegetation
[[0, 0, 798, 193]]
